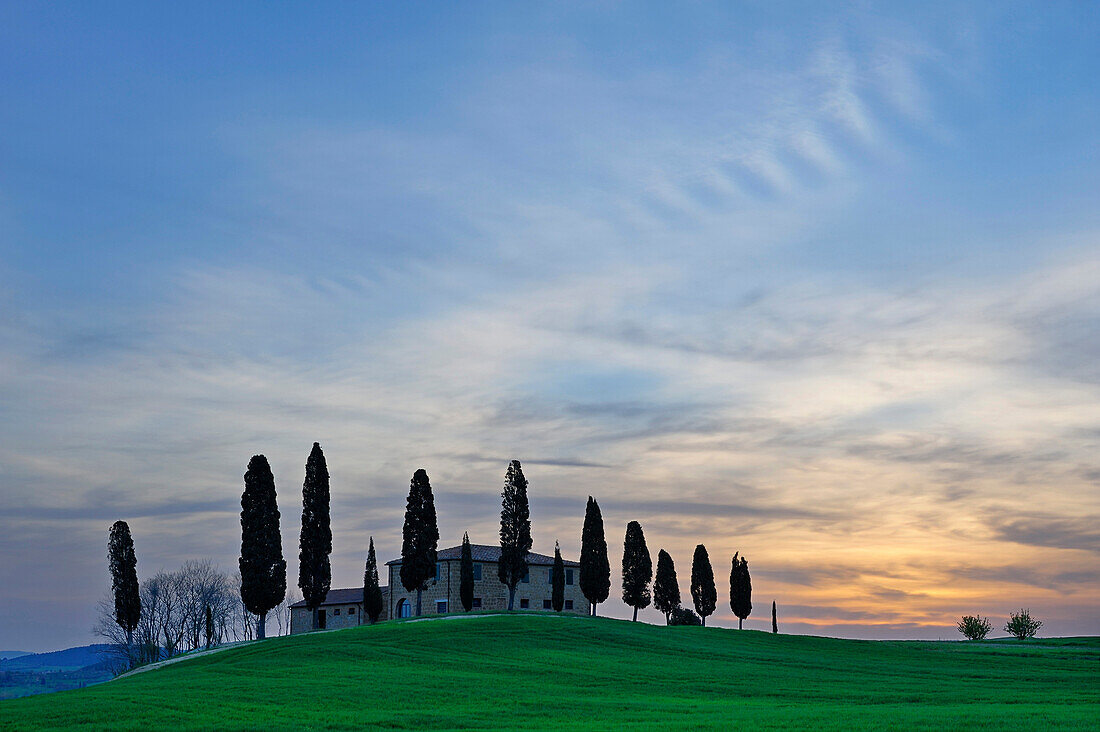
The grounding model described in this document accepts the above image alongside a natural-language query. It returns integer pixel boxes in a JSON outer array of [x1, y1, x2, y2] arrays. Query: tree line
[[105, 446, 768, 668]]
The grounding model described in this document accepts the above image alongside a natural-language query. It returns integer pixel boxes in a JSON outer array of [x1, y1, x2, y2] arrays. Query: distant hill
[[0, 616, 1096, 729], [0, 644, 112, 673], [0, 651, 30, 661]]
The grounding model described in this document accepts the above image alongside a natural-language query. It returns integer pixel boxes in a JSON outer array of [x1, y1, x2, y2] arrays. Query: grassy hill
[[1, 615, 1096, 730]]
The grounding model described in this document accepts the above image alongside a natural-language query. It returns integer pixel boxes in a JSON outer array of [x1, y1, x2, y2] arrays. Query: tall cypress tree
[[730, 552, 752, 629], [551, 541, 565, 612], [653, 549, 680, 624], [690, 544, 716, 626], [498, 460, 532, 611], [239, 455, 286, 640], [772, 600, 778, 634], [298, 443, 332, 629], [621, 521, 653, 622], [362, 537, 383, 624], [204, 605, 215, 648], [579, 496, 610, 615], [108, 520, 141, 647], [460, 532, 474, 612], [400, 468, 439, 616]]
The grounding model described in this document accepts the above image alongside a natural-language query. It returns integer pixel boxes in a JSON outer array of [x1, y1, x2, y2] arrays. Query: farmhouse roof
[[288, 586, 388, 609], [385, 543, 579, 567]]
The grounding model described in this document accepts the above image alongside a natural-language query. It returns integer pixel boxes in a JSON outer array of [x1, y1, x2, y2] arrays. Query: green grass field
[[1, 615, 1096, 730]]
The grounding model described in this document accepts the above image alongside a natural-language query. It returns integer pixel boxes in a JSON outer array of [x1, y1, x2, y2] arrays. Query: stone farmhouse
[[289, 543, 588, 634]]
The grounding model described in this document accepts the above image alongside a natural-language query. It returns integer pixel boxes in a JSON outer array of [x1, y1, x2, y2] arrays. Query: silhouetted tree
[[621, 521, 653, 621], [498, 460, 532, 611], [400, 468, 439, 616], [108, 520, 141, 647], [668, 606, 702, 626], [580, 496, 611, 615], [690, 544, 716, 626], [1005, 609, 1042, 639], [957, 614, 992, 640], [460, 532, 474, 612], [298, 443, 332, 630], [730, 552, 752, 629], [772, 600, 778, 634], [653, 549, 681, 624], [239, 455, 286, 640], [205, 605, 215, 648], [363, 537, 383, 624], [552, 542, 565, 612]]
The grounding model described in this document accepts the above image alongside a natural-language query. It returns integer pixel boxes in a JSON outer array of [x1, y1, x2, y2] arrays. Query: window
[[547, 568, 554, 582], [436, 600, 448, 613], [521, 569, 530, 584], [348, 607, 356, 615], [543, 599, 553, 610], [435, 562, 443, 581], [333, 608, 341, 616], [520, 598, 529, 609], [565, 600, 574, 610], [472, 563, 482, 581], [472, 597, 482, 609], [566, 569, 574, 585]]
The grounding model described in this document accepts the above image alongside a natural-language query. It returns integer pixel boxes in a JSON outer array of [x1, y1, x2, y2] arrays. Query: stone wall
[[289, 592, 391, 634], [387, 560, 589, 617]]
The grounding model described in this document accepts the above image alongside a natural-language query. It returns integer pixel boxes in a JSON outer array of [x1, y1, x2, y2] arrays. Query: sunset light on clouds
[[1, 2, 1098, 651]]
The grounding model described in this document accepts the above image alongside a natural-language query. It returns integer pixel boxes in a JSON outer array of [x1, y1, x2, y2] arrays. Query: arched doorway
[[396, 598, 411, 618]]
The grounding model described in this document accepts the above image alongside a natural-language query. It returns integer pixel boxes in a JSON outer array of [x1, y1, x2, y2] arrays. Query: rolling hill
[[0, 615, 1096, 730]]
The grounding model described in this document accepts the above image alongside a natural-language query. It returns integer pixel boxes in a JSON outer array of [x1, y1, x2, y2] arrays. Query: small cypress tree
[[460, 532, 475, 612], [205, 605, 215, 648], [498, 461, 532, 611], [108, 520, 141, 647], [772, 600, 778, 634], [239, 455, 286, 640], [730, 552, 752, 629], [400, 468, 439, 616], [552, 541, 565, 612], [579, 496, 611, 615], [621, 521, 653, 621], [690, 544, 716, 626], [362, 537, 384, 624], [298, 443, 332, 630], [653, 549, 680, 624]]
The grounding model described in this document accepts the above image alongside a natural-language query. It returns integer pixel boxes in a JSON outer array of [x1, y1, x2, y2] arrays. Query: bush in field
[[668, 606, 702, 626], [1004, 609, 1042, 639], [957, 614, 993, 640]]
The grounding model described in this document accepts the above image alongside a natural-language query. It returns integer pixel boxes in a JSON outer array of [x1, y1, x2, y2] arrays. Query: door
[[396, 599, 411, 618], [318, 609, 326, 629]]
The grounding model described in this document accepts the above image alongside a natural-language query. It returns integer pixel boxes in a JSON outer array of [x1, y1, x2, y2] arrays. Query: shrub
[[956, 614, 992, 640], [668, 606, 702, 626], [1004, 609, 1042, 639]]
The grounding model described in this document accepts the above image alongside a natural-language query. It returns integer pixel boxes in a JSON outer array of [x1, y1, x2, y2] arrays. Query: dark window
[[543, 599, 553, 610], [436, 600, 448, 613], [566, 569, 574, 585], [435, 562, 443, 581], [472, 597, 482, 608], [565, 600, 574, 610], [473, 563, 482, 581], [333, 608, 341, 616], [520, 598, 529, 609], [547, 568, 554, 582], [348, 607, 356, 615], [318, 610, 327, 629], [521, 569, 530, 584]]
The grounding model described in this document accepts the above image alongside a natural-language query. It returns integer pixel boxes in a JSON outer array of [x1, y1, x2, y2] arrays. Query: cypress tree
[[690, 544, 716, 626], [730, 552, 752, 629], [621, 521, 652, 621], [107, 520, 141, 647], [400, 468, 439, 616], [204, 605, 215, 648], [551, 541, 565, 612], [772, 600, 778, 634], [239, 455, 286, 640], [579, 496, 610, 615], [498, 460, 532, 611], [653, 549, 680, 624], [362, 537, 383, 624], [460, 532, 474, 612], [298, 443, 332, 630]]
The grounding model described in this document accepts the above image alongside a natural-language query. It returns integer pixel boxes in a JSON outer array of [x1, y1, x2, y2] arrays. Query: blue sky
[[1, 2, 1098, 650]]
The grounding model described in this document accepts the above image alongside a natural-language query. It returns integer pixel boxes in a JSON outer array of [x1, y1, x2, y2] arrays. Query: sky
[[1, 1, 1098, 651]]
